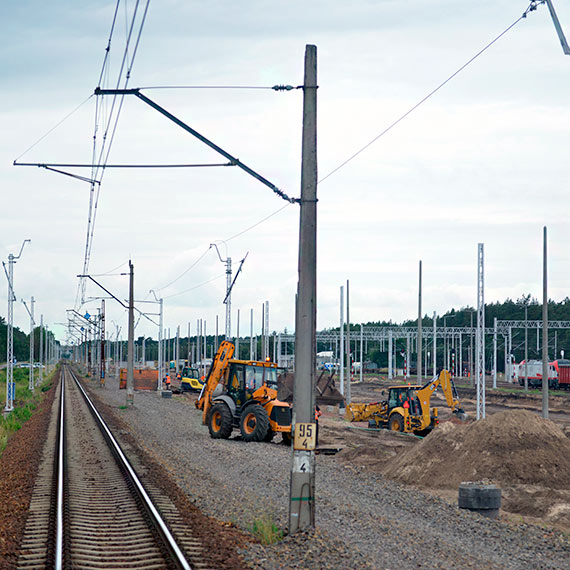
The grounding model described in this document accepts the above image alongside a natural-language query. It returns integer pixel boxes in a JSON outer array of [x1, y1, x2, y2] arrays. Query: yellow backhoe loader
[[346, 369, 466, 436], [196, 341, 292, 443]]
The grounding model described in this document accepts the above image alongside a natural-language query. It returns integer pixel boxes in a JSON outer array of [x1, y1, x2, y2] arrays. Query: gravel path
[[88, 378, 570, 570]]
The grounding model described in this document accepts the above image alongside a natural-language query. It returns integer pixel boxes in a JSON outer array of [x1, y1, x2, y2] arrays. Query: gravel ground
[[87, 377, 570, 570]]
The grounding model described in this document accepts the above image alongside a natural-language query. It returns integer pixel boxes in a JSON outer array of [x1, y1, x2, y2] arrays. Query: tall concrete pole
[[236, 309, 240, 359], [433, 312, 437, 375], [524, 303, 528, 391], [250, 309, 254, 360], [417, 260, 422, 381], [29, 297, 35, 391], [360, 324, 363, 383], [289, 44, 317, 533], [345, 280, 351, 405], [126, 260, 134, 406], [339, 286, 344, 399], [493, 317, 497, 388], [542, 226, 549, 419], [39, 314, 44, 386], [157, 299, 163, 390]]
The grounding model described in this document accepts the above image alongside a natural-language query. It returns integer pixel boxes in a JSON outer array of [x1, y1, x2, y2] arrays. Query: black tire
[[239, 405, 270, 442], [264, 429, 275, 442], [208, 403, 233, 439], [389, 413, 404, 432], [458, 483, 501, 517]]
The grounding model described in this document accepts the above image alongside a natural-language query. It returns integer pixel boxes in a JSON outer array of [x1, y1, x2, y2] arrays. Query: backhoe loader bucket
[[277, 370, 345, 406]]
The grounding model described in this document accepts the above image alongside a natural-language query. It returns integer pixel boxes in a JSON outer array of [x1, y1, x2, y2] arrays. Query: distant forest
[[357, 295, 570, 370], [5, 296, 570, 370], [0, 317, 57, 364]]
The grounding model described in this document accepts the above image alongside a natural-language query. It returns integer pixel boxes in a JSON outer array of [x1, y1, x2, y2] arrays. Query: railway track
[[16, 365, 208, 570]]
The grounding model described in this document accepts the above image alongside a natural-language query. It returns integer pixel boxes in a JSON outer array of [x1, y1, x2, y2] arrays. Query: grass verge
[[0, 366, 55, 454]]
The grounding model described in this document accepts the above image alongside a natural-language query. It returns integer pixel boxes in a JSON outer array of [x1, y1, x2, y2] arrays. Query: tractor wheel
[[239, 405, 270, 442], [389, 413, 405, 432], [208, 403, 233, 439], [264, 429, 275, 442]]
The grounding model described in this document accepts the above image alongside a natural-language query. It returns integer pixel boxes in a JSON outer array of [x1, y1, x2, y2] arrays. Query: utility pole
[[236, 309, 240, 359], [339, 286, 344, 400], [524, 301, 529, 392], [345, 280, 351, 405], [289, 44, 317, 534], [476, 243, 486, 420], [250, 309, 254, 360], [211, 243, 232, 340], [39, 314, 44, 386], [417, 260, 422, 381], [4, 239, 30, 413], [542, 227, 549, 419], [126, 260, 134, 406], [100, 299, 106, 387], [433, 312, 437, 375], [21, 297, 35, 392]]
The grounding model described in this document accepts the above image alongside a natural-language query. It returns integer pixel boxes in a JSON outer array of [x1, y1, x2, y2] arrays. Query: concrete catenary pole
[[156, 298, 163, 390], [345, 280, 351, 405], [39, 314, 44, 386], [542, 226, 549, 419], [493, 317, 497, 388], [339, 286, 344, 400], [126, 260, 134, 406], [236, 309, 240, 359], [476, 243, 485, 420], [250, 309, 254, 360], [433, 312, 437, 375], [289, 44, 317, 533], [524, 302, 528, 392], [417, 260, 422, 381], [360, 324, 363, 383]]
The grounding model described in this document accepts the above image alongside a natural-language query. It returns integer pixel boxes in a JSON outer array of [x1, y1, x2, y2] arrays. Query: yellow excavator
[[346, 369, 466, 436], [196, 341, 292, 443]]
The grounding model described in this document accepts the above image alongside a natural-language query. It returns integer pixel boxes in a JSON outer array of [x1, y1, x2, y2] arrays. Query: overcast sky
[[2, 0, 569, 343]]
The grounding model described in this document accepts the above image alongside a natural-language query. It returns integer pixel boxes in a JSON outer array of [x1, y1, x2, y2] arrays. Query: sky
[[1, 0, 569, 344]]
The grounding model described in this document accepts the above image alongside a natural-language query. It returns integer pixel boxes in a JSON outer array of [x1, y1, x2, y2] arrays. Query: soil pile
[[381, 409, 570, 490]]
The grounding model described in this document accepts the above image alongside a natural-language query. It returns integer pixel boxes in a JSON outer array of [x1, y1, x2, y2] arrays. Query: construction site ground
[[328, 374, 570, 532]]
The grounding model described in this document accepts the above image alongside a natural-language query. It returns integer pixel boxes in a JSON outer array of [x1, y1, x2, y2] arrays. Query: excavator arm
[[416, 369, 466, 422], [196, 340, 235, 423]]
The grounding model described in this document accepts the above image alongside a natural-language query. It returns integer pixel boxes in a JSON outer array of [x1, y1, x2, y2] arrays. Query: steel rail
[[54, 371, 64, 569], [60, 366, 192, 569]]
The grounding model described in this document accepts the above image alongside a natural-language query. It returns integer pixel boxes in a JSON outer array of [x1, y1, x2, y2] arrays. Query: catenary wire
[[318, 2, 539, 185], [163, 273, 225, 299], [13, 95, 93, 163], [156, 246, 212, 292]]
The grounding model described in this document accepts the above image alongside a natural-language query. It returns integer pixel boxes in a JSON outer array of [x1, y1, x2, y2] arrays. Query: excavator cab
[[387, 387, 421, 416], [199, 344, 292, 443], [180, 367, 203, 392]]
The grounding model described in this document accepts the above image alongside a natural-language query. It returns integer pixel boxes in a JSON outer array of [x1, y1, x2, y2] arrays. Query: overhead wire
[[163, 273, 226, 300], [318, 1, 541, 185], [78, 0, 151, 308], [156, 246, 213, 292]]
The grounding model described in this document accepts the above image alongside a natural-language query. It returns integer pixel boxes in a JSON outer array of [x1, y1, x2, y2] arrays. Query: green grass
[[0, 365, 56, 454], [250, 513, 283, 544]]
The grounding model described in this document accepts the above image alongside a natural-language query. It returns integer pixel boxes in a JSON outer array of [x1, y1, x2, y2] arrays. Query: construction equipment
[[196, 340, 292, 443], [277, 368, 345, 406], [180, 366, 204, 392], [346, 369, 466, 436]]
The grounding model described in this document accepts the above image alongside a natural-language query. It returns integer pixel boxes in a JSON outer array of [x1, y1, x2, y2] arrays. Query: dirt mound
[[381, 409, 570, 490]]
